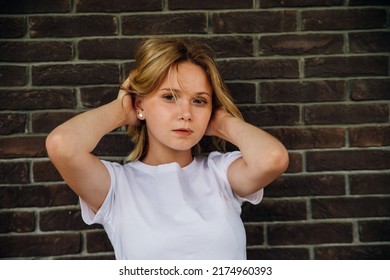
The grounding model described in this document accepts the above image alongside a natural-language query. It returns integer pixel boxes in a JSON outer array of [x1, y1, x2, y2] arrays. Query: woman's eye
[[163, 94, 175, 101], [193, 98, 207, 105]]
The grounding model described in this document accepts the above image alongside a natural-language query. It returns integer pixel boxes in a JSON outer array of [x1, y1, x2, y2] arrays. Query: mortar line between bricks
[[306, 197, 312, 221], [0, 204, 81, 212], [163, 0, 168, 11], [28, 158, 34, 183], [207, 12, 213, 34], [352, 220, 360, 243], [246, 241, 390, 249], [345, 174, 351, 196], [80, 231, 88, 254], [25, 111, 32, 134], [302, 150, 307, 173], [5, 7, 389, 17], [243, 217, 390, 228], [263, 223, 268, 246], [4, 29, 389, 42], [70, 0, 76, 13], [344, 32, 350, 54], [296, 9, 302, 32]]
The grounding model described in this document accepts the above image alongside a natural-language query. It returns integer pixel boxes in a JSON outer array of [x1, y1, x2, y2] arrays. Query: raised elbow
[[45, 129, 75, 162], [259, 145, 289, 181], [273, 145, 289, 175]]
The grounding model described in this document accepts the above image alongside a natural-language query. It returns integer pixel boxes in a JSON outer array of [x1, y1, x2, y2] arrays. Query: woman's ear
[[134, 97, 145, 120]]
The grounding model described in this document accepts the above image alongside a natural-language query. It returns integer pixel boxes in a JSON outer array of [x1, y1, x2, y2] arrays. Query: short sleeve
[[79, 160, 118, 225], [208, 151, 263, 206]]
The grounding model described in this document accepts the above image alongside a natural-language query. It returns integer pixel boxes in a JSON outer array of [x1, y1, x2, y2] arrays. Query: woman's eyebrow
[[160, 88, 211, 97]]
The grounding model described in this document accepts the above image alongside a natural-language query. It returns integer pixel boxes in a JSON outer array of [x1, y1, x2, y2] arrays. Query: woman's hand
[[205, 108, 234, 138], [118, 77, 141, 127], [205, 106, 289, 198]]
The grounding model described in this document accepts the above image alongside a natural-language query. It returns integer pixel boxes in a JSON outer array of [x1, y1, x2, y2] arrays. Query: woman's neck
[[141, 149, 193, 168]]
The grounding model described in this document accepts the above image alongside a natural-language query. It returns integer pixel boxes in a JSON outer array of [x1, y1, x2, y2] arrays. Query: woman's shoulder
[[205, 151, 242, 165], [191, 151, 242, 175]]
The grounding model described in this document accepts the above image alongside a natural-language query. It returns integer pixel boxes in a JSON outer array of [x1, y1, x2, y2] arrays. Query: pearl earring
[[138, 112, 144, 119]]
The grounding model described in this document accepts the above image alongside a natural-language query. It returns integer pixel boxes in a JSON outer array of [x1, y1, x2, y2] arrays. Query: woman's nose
[[176, 101, 192, 121]]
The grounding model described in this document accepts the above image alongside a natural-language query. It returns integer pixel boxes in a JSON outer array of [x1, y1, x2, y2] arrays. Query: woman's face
[[136, 61, 213, 159]]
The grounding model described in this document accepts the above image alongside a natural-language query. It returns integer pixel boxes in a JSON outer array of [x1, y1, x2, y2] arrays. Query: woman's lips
[[172, 128, 193, 137]]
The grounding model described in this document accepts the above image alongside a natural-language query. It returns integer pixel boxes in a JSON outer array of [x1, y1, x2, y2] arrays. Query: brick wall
[[0, 0, 389, 259]]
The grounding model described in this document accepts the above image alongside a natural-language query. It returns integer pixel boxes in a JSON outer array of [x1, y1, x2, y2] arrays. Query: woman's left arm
[[206, 109, 289, 197]]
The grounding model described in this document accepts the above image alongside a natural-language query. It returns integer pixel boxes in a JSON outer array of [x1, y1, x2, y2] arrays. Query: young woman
[[46, 37, 289, 260]]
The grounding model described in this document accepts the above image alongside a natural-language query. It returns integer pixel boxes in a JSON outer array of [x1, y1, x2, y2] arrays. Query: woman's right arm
[[45, 86, 138, 213]]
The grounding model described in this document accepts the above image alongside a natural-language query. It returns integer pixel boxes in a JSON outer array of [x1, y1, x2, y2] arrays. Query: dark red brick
[[247, 248, 310, 260], [227, 83, 256, 104], [261, 80, 345, 103], [33, 160, 63, 182], [76, 0, 162, 12], [305, 56, 388, 78], [93, 133, 133, 157], [266, 128, 345, 149], [0, 233, 81, 257], [302, 8, 387, 30], [197, 36, 254, 58], [219, 59, 299, 80], [349, 0, 390, 6], [86, 230, 114, 253], [240, 105, 300, 126], [315, 245, 390, 260], [32, 64, 119, 86], [351, 79, 390, 101], [0, 17, 25, 38], [350, 32, 390, 53], [213, 11, 297, 33], [261, 0, 344, 8], [56, 253, 115, 260], [359, 220, 390, 242], [80, 87, 118, 108], [169, 0, 252, 9], [0, 113, 26, 135], [40, 209, 97, 231], [266, 174, 345, 197], [0, 89, 75, 110], [349, 126, 390, 147], [245, 224, 264, 246], [0, 41, 72, 62], [122, 13, 207, 35], [0, 66, 26, 86], [241, 200, 307, 222], [0, 136, 46, 159], [0, 211, 35, 233], [304, 104, 389, 125], [349, 173, 390, 195], [32, 112, 78, 133], [0, 161, 29, 184], [312, 197, 390, 219], [260, 34, 344, 55], [268, 222, 353, 245], [0, 184, 78, 208], [0, 0, 71, 13], [307, 150, 390, 171], [123, 61, 137, 77], [30, 15, 118, 38], [285, 152, 303, 173], [78, 39, 138, 60]]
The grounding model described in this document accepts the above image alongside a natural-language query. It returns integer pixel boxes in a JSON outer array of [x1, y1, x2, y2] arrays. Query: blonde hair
[[124, 37, 242, 161]]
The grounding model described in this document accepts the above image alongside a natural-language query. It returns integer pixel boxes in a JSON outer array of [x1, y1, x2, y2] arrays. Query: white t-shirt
[[80, 151, 263, 260]]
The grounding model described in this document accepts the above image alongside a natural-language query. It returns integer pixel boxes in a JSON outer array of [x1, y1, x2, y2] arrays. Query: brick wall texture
[[0, 0, 389, 260]]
